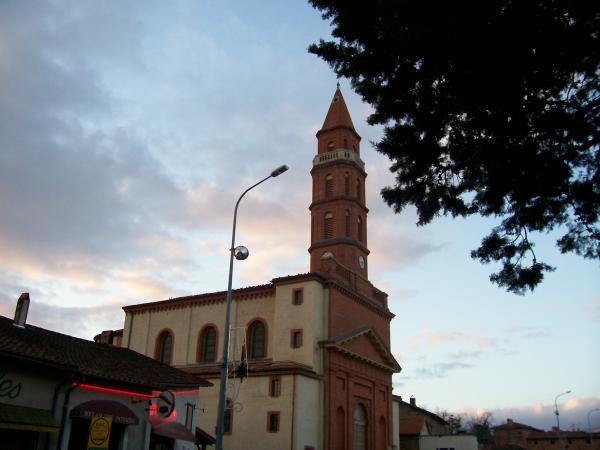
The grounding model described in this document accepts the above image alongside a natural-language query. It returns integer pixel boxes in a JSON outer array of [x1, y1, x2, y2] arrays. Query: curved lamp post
[[554, 390, 571, 450], [589, 408, 600, 450], [215, 164, 289, 450]]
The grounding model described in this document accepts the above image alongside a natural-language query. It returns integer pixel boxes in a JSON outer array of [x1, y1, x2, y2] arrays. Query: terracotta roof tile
[[320, 87, 356, 132], [400, 417, 426, 435], [0, 316, 210, 389]]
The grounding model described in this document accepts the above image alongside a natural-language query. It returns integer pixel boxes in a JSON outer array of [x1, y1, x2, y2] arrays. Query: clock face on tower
[[358, 255, 365, 269]]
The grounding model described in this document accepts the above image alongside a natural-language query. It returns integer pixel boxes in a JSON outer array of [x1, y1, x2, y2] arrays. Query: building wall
[[325, 350, 393, 450], [124, 280, 327, 369], [124, 291, 277, 365], [293, 375, 323, 450], [196, 374, 309, 450], [527, 436, 595, 450], [495, 426, 534, 448], [396, 399, 448, 435], [124, 279, 329, 450], [392, 400, 400, 450], [272, 280, 328, 369], [328, 287, 390, 344], [420, 435, 479, 450]]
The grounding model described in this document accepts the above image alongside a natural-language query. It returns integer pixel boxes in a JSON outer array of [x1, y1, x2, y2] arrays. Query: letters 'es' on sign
[[87, 416, 112, 450]]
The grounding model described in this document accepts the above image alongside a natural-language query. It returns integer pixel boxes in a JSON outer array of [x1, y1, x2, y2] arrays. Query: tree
[[436, 409, 465, 434], [309, 0, 600, 293], [466, 411, 494, 443]]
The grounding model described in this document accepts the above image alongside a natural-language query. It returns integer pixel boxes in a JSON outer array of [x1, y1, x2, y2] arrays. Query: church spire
[[314, 86, 362, 156], [320, 85, 356, 133]]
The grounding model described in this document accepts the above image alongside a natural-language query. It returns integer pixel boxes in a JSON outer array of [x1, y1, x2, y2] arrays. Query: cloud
[[584, 294, 600, 322], [413, 361, 473, 379], [0, 290, 124, 340], [509, 326, 553, 339], [476, 337, 498, 349], [487, 395, 600, 431], [411, 329, 468, 345], [448, 350, 483, 360]]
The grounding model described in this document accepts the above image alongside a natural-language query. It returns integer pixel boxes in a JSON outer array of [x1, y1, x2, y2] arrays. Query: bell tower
[[309, 86, 370, 276]]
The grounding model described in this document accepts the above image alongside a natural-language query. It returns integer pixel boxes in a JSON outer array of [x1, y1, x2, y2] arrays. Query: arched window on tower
[[345, 210, 351, 237], [343, 138, 348, 148], [344, 172, 350, 195], [198, 325, 217, 363], [155, 330, 173, 365], [353, 404, 368, 450], [356, 178, 362, 203], [248, 320, 266, 359], [327, 141, 335, 151], [357, 216, 363, 242], [325, 174, 334, 198], [324, 212, 334, 239]]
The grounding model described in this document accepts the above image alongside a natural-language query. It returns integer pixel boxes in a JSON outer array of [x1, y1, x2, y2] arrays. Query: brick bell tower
[[309, 86, 399, 450], [309, 85, 370, 277]]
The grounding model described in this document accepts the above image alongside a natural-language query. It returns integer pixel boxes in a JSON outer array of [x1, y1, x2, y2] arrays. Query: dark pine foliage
[[309, 0, 600, 293]]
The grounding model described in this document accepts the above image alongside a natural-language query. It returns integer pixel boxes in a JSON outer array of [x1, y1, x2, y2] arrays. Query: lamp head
[[271, 165, 289, 177], [234, 245, 249, 260]]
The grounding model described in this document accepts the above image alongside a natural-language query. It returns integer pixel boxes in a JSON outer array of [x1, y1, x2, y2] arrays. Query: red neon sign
[[77, 383, 153, 398]]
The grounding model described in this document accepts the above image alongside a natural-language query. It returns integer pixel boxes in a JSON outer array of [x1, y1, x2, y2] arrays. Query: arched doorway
[[353, 404, 367, 450]]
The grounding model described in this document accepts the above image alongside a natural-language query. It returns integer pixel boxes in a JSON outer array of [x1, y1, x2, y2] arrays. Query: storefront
[[0, 310, 211, 450]]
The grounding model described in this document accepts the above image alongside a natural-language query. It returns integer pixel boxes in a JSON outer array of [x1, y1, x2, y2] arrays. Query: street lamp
[[214, 164, 289, 450], [554, 390, 571, 450], [589, 408, 600, 450]]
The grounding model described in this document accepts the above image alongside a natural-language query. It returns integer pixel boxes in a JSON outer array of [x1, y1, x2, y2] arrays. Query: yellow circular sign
[[89, 417, 111, 445]]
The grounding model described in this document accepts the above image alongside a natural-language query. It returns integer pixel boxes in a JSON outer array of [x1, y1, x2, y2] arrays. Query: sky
[[1, 0, 598, 432]]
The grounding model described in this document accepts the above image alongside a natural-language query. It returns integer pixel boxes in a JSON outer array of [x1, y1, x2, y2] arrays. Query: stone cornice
[[123, 284, 275, 314], [328, 279, 394, 320], [178, 360, 321, 380], [310, 157, 367, 177], [308, 237, 370, 255], [320, 341, 399, 373], [316, 125, 361, 141], [308, 196, 369, 214], [271, 272, 329, 286]]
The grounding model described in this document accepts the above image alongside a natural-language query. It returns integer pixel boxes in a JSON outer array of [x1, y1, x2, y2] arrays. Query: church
[[117, 87, 401, 450]]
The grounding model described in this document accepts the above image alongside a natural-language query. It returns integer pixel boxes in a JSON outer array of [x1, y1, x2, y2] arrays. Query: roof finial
[[336, 81, 340, 89]]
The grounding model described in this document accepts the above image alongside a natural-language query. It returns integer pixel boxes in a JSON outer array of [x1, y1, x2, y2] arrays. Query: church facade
[[119, 87, 400, 450]]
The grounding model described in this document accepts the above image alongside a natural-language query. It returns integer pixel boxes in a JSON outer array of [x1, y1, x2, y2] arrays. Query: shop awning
[[0, 403, 60, 432], [70, 400, 139, 425], [152, 420, 196, 442]]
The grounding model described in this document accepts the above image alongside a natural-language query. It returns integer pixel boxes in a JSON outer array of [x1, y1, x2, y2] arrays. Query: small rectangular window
[[292, 288, 303, 305], [269, 376, 281, 397], [267, 412, 280, 433], [291, 329, 303, 348]]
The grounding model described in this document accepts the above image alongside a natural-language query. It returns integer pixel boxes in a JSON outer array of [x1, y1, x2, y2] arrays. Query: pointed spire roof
[[320, 84, 356, 132]]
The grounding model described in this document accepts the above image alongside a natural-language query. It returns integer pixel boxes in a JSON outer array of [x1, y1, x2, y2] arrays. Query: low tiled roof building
[[0, 298, 212, 450]]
